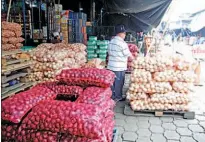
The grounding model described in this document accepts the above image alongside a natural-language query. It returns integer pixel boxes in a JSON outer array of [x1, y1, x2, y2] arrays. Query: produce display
[[82, 58, 106, 69], [1, 86, 57, 123], [2, 22, 24, 51], [2, 68, 115, 142], [127, 44, 138, 72], [56, 68, 115, 88], [29, 43, 87, 82], [128, 55, 195, 111]]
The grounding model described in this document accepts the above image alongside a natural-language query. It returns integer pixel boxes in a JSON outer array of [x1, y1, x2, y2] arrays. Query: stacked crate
[[60, 10, 70, 43], [54, 4, 62, 33], [87, 36, 109, 61], [69, 12, 87, 44]]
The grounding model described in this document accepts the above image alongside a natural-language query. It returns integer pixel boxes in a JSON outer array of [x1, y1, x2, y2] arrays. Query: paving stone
[[117, 136, 123, 142], [184, 119, 199, 125], [151, 134, 166, 142], [125, 116, 138, 124], [167, 140, 179, 142], [115, 113, 127, 120], [199, 122, 205, 129], [180, 136, 196, 142], [176, 128, 192, 136], [114, 107, 124, 113], [137, 129, 151, 137], [123, 123, 138, 132], [193, 133, 205, 142], [173, 120, 188, 127], [164, 130, 180, 140], [136, 121, 150, 129], [115, 126, 125, 136], [196, 115, 205, 121], [149, 117, 162, 125], [122, 132, 138, 141], [188, 124, 204, 133], [160, 117, 174, 123], [115, 119, 126, 127], [149, 125, 164, 133], [162, 123, 176, 130], [136, 137, 151, 142], [116, 102, 125, 108], [137, 116, 150, 121]]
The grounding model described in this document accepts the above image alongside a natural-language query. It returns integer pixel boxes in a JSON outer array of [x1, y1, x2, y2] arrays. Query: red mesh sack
[[1, 124, 18, 141], [1, 86, 57, 123], [17, 129, 58, 142], [21, 100, 107, 140], [2, 30, 15, 38], [56, 68, 115, 88], [2, 37, 9, 44], [38, 82, 83, 96], [2, 44, 16, 51], [8, 37, 24, 44], [76, 87, 112, 104], [60, 134, 104, 142]]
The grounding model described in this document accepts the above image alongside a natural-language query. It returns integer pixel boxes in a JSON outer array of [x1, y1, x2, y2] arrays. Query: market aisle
[[114, 100, 205, 142], [115, 43, 205, 142]]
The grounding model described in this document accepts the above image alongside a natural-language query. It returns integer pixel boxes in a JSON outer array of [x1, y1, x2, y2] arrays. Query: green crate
[[99, 45, 108, 50], [99, 57, 107, 61], [89, 36, 97, 41], [97, 40, 109, 46], [98, 54, 107, 58], [21, 46, 36, 51], [87, 50, 96, 54], [87, 54, 98, 58], [96, 49, 107, 54], [87, 45, 97, 50], [87, 41, 97, 46]]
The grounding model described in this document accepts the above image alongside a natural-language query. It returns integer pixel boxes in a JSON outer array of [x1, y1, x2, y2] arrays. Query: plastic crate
[[21, 46, 35, 51], [89, 36, 97, 41], [97, 40, 109, 46], [98, 54, 107, 58], [96, 49, 107, 54], [87, 41, 97, 46], [87, 46, 97, 50], [87, 54, 98, 58], [99, 45, 108, 50]]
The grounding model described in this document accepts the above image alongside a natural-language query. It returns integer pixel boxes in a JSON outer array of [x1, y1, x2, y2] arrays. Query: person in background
[[107, 24, 134, 102], [51, 32, 61, 44], [137, 32, 144, 54]]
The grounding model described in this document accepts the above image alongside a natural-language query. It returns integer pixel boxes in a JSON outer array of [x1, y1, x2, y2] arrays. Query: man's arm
[[122, 43, 134, 60]]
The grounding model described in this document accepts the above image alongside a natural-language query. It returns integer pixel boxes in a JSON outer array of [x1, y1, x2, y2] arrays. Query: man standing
[[107, 25, 134, 102]]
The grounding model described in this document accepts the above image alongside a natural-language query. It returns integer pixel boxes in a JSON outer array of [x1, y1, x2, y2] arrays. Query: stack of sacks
[[56, 68, 115, 141], [2, 22, 24, 51], [127, 55, 196, 111], [127, 44, 138, 72], [1, 68, 115, 142], [29, 43, 87, 82], [82, 58, 106, 69]]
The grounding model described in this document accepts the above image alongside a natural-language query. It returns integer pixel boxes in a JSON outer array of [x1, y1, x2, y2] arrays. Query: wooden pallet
[[124, 104, 195, 119], [2, 50, 22, 57], [2, 61, 33, 75], [2, 72, 28, 84], [1, 82, 34, 100]]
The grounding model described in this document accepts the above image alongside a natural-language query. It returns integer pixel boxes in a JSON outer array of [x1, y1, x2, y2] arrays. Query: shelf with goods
[[124, 55, 197, 119], [1, 68, 116, 142], [59, 10, 87, 44], [1, 50, 34, 100]]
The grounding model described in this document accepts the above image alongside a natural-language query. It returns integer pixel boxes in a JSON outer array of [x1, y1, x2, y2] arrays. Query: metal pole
[[90, 0, 93, 21], [22, 0, 27, 44], [6, 0, 12, 21], [46, 1, 50, 42], [31, 1, 34, 39]]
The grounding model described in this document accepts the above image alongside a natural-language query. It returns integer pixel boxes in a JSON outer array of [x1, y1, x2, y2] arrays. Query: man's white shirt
[[107, 36, 132, 71]]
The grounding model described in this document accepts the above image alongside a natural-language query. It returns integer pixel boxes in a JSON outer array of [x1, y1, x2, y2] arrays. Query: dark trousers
[[111, 71, 125, 100]]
